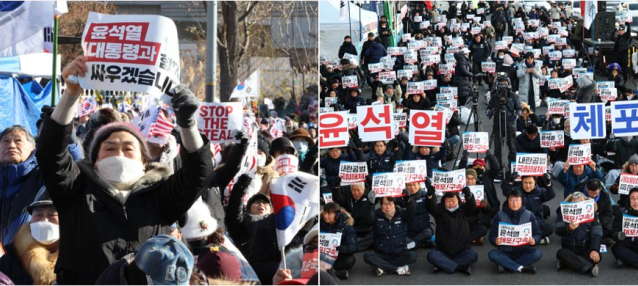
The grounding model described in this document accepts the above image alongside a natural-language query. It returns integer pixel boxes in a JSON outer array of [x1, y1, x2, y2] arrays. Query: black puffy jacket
[[332, 186, 376, 236], [372, 201, 416, 254], [35, 118, 214, 285], [555, 202, 602, 252], [453, 52, 473, 99], [426, 192, 476, 256], [320, 210, 358, 254]]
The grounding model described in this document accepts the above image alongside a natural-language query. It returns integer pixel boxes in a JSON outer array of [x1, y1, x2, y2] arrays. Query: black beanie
[[257, 134, 270, 156]]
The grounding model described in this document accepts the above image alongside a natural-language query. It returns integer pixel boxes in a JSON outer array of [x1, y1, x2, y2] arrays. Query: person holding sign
[[503, 173, 556, 245], [517, 52, 542, 113], [425, 180, 479, 275], [35, 56, 214, 284], [611, 187, 638, 268], [488, 190, 542, 274], [357, 141, 404, 175], [320, 203, 358, 280], [344, 88, 365, 114], [321, 147, 357, 190], [557, 160, 603, 199], [578, 180, 615, 243], [399, 182, 434, 249], [611, 155, 638, 208], [331, 181, 376, 251], [363, 194, 417, 276], [469, 34, 491, 87], [554, 192, 603, 277], [516, 124, 544, 153]]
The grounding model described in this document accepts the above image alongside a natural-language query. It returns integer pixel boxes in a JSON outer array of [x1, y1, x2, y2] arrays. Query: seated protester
[[577, 180, 614, 243], [425, 181, 478, 275], [516, 124, 545, 154], [503, 174, 556, 245], [96, 235, 194, 285], [557, 160, 603, 198], [37, 57, 214, 285], [603, 136, 638, 188], [464, 168, 497, 245], [398, 182, 434, 248], [488, 189, 542, 274], [0, 188, 58, 285], [320, 146, 357, 190], [404, 146, 445, 178], [544, 69, 563, 99], [543, 115, 568, 166], [611, 187, 638, 268], [320, 203, 357, 279], [332, 181, 375, 251], [611, 155, 638, 207], [356, 140, 403, 174], [402, 92, 431, 111], [458, 150, 502, 218], [516, 103, 541, 133], [555, 192, 603, 277], [344, 88, 366, 114], [226, 175, 272, 257], [363, 193, 417, 276]]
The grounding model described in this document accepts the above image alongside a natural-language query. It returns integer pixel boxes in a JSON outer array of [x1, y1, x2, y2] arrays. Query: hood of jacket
[[14, 223, 59, 285], [77, 159, 172, 204], [1, 152, 38, 198], [320, 209, 354, 228]]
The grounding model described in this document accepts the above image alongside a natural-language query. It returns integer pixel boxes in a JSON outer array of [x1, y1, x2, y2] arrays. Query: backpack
[[493, 11, 506, 31]]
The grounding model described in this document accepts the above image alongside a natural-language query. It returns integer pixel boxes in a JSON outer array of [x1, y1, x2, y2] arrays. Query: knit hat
[[466, 168, 477, 179], [257, 133, 270, 156], [197, 250, 241, 282], [472, 158, 486, 168], [629, 154, 638, 165], [134, 235, 194, 285], [182, 197, 218, 240], [289, 128, 314, 146], [503, 54, 514, 66], [89, 122, 148, 164], [385, 85, 394, 91]]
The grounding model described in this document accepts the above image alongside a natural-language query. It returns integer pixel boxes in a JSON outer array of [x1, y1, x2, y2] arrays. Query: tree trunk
[[218, 2, 238, 103]]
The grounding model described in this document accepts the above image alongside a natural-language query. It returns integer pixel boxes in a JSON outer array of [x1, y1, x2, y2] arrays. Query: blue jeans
[[448, 135, 460, 147], [426, 248, 478, 274], [488, 248, 542, 272]]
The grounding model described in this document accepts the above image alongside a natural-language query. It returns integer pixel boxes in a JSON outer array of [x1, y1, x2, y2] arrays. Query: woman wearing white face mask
[[0, 187, 59, 285], [34, 56, 214, 285], [255, 132, 279, 195]]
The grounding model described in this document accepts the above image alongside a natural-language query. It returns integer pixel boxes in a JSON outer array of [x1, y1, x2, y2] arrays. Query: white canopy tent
[[320, 0, 378, 61]]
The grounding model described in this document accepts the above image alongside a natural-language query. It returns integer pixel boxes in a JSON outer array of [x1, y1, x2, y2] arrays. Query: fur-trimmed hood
[[320, 209, 354, 226], [77, 159, 172, 204], [14, 223, 59, 285]]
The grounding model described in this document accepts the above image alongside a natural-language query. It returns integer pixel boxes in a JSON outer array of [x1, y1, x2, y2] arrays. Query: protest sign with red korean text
[[618, 173, 638, 195], [515, 153, 548, 176], [357, 104, 394, 142], [622, 214, 638, 237], [319, 232, 342, 259], [319, 111, 349, 148], [338, 161, 368, 186], [372, 173, 406, 197], [80, 12, 180, 99], [409, 110, 445, 147], [560, 199, 595, 224], [462, 132, 489, 153], [548, 99, 568, 115], [498, 222, 532, 246], [432, 169, 465, 192], [540, 130, 565, 148], [394, 160, 427, 183], [567, 144, 591, 165], [342, 75, 358, 88]]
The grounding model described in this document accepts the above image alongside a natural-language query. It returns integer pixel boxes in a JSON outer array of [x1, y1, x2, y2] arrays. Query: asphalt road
[[337, 75, 638, 285]]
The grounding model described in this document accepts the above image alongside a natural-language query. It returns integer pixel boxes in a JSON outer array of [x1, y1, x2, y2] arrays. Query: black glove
[[508, 172, 519, 184], [347, 138, 357, 149], [485, 149, 493, 158], [462, 150, 470, 159], [334, 177, 342, 187], [233, 174, 252, 194], [426, 180, 436, 197], [336, 245, 349, 253], [403, 189, 411, 203], [539, 172, 551, 187], [172, 84, 200, 128], [462, 186, 472, 198], [235, 130, 249, 145], [366, 174, 373, 184]]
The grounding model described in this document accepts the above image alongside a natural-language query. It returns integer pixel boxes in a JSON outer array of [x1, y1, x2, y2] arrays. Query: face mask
[[446, 205, 460, 212], [475, 168, 484, 177], [256, 153, 267, 167], [499, 55, 504, 59], [292, 140, 309, 153], [396, 108, 403, 114], [553, 118, 561, 124], [628, 95, 635, 100], [30, 221, 59, 245], [96, 156, 146, 184], [623, 136, 633, 143], [564, 129, 570, 137]]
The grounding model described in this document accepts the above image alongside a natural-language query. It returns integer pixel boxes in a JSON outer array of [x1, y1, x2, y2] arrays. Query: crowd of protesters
[[0, 54, 320, 285], [319, 0, 638, 280]]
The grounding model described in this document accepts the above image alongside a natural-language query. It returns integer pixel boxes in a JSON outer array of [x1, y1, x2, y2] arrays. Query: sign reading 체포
[[540, 130, 565, 148], [394, 160, 427, 183], [567, 144, 591, 165], [498, 222, 532, 246], [432, 169, 465, 192], [560, 199, 595, 224], [372, 172, 406, 197], [462, 132, 489, 153]]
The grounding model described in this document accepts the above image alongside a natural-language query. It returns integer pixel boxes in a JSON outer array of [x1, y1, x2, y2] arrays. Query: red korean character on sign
[[359, 105, 393, 140], [319, 112, 349, 148], [410, 110, 445, 146]]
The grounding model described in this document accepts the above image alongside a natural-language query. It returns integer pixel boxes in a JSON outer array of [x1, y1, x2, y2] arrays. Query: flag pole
[[52, 14, 59, 107], [348, 1, 352, 39], [281, 248, 287, 270]]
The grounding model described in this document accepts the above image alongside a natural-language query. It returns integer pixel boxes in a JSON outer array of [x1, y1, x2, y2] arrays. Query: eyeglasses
[[382, 202, 395, 206], [508, 198, 521, 202]]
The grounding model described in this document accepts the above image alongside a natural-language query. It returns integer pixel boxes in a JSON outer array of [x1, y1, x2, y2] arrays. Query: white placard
[[560, 199, 596, 224], [196, 102, 243, 143], [498, 222, 533, 246], [372, 172, 406, 197], [540, 130, 565, 148], [622, 214, 638, 237], [618, 173, 638, 195], [567, 144, 591, 166], [338, 161, 368, 186], [432, 169, 465, 192], [515, 153, 548, 176], [394, 160, 427, 183], [462, 132, 489, 153]]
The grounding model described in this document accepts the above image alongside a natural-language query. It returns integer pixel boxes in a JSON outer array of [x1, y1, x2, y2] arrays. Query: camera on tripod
[[486, 72, 512, 119]]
